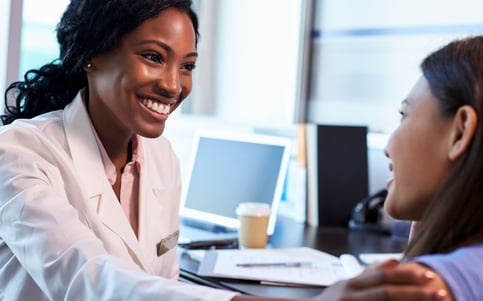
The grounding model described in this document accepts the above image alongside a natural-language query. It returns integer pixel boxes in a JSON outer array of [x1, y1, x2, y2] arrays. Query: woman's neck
[[85, 93, 133, 171]]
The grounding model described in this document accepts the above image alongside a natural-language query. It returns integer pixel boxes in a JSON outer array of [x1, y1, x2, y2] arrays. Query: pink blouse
[[93, 132, 142, 237]]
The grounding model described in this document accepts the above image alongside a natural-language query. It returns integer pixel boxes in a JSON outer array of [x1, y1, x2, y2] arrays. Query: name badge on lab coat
[[157, 231, 179, 256]]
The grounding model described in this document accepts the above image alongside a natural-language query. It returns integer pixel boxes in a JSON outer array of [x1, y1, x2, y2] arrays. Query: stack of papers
[[197, 247, 351, 287]]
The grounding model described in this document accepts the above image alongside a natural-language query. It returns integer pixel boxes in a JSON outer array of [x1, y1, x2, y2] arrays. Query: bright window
[[18, 0, 69, 77], [307, 0, 483, 133]]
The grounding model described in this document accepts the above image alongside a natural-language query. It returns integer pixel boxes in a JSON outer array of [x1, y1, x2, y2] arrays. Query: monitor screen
[[180, 130, 292, 235]]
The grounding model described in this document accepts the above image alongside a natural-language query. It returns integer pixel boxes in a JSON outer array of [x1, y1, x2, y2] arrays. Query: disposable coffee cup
[[236, 202, 271, 249]]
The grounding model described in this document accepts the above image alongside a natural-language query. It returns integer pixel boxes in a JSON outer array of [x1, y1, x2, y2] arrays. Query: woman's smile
[[139, 96, 172, 115]]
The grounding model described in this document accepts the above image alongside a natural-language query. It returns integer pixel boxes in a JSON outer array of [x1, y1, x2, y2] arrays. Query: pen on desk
[[235, 262, 312, 268]]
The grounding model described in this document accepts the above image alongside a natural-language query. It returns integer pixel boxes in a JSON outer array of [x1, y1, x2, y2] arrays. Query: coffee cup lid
[[236, 202, 271, 216]]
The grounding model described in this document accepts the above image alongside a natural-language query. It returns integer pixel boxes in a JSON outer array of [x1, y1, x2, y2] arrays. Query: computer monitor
[[180, 130, 292, 236]]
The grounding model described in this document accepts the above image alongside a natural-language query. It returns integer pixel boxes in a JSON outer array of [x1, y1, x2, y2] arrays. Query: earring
[[86, 63, 92, 68]]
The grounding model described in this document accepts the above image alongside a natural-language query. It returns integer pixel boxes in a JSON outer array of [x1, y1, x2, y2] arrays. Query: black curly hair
[[2, 0, 199, 125]]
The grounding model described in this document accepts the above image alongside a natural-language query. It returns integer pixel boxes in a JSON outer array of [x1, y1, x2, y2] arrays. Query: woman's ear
[[83, 61, 95, 72], [448, 105, 478, 160]]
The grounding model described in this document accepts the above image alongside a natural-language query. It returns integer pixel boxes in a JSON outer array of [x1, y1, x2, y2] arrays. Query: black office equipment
[[348, 188, 391, 234], [306, 124, 369, 226]]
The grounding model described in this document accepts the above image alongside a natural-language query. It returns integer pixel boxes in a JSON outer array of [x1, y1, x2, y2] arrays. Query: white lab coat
[[0, 92, 237, 301]]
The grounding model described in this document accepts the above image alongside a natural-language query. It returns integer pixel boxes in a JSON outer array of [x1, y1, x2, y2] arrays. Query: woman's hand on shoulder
[[394, 262, 453, 301], [313, 259, 450, 301]]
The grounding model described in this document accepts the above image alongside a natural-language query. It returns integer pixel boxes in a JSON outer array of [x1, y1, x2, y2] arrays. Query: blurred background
[[2, 0, 483, 221]]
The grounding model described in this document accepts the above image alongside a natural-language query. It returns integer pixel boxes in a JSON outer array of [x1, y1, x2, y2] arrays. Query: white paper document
[[197, 247, 352, 287], [358, 252, 403, 265]]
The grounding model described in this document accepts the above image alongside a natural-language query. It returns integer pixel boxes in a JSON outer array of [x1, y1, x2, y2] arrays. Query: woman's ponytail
[[2, 61, 86, 125]]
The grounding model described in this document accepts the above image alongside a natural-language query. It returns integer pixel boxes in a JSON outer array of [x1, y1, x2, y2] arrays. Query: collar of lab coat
[[62, 91, 149, 270]]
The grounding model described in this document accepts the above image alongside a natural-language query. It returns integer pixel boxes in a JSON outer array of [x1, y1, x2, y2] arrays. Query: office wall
[[0, 0, 11, 114], [210, 0, 304, 128], [1, 0, 23, 117]]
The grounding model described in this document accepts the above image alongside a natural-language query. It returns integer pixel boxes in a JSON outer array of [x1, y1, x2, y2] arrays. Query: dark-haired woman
[[322, 36, 483, 301], [0, 1, 241, 300]]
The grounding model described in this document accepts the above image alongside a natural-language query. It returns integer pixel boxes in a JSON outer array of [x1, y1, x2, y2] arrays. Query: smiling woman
[[86, 8, 198, 142], [0, 1, 242, 300]]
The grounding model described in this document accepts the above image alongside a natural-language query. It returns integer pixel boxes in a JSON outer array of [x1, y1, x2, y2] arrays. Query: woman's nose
[[156, 67, 182, 97]]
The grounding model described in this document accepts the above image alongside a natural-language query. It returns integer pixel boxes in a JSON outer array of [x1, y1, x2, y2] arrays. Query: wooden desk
[[179, 216, 407, 298]]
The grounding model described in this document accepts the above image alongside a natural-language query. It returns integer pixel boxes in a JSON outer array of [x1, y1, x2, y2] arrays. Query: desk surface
[[179, 216, 407, 298]]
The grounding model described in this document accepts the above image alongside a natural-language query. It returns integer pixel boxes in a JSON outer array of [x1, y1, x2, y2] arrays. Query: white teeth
[[140, 97, 170, 114]]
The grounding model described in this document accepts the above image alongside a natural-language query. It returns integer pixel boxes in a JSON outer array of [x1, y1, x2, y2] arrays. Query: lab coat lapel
[[137, 142, 166, 265], [63, 93, 148, 270]]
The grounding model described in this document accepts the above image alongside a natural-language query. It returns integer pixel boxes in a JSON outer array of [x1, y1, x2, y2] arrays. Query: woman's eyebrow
[[136, 40, 198, 58]]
